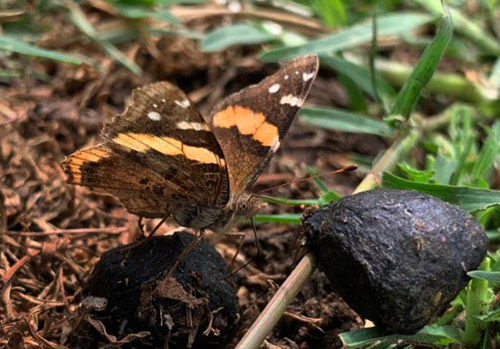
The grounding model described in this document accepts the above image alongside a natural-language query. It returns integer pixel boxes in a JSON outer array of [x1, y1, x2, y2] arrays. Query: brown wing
[[62, 82, 229, 223], [209, 55, 319, 199]]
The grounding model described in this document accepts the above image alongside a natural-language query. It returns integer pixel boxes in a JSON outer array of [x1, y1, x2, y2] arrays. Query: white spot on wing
[[176, 121, 208, 131], [284, 75, 289, 80], [153, 103, 158, 108], [280, 94, 303, 107], [175, 99, 190, 109], [268, 84, 280, 94], [147, 111, 161, 121], [302, 72, 315, 82], [295, 71, 299, 75], [161, 99, 166, 103]]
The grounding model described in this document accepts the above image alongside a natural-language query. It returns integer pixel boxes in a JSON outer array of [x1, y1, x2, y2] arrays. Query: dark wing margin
[[209, 55, 319, 199], [62, 82, 230, 219]]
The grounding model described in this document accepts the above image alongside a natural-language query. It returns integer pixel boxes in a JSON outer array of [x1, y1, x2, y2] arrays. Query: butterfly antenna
[[254, 165, 357, 196]]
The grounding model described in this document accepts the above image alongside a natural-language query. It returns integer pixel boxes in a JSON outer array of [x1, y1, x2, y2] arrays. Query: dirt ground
[[0, 6, 390, 348]]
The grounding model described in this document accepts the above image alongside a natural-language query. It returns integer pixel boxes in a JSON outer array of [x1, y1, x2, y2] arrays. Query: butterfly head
[[234, 194, 266, 218]]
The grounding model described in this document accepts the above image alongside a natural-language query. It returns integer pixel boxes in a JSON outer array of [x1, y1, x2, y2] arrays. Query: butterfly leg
[[167, 230, 204, 278], [146, 218, 167, 239], [223, 219, 263, 280], [229, 232, 246, 274]]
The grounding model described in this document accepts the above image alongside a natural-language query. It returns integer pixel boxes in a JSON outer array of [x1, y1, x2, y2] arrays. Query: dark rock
[[304, 189, 488, 334], [68, 231, 239, 348]]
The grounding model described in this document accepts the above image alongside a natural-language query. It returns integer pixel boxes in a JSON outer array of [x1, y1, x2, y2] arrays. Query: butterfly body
[[63, 55, 319, 232]]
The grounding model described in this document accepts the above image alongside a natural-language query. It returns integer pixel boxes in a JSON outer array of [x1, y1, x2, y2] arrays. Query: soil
[[0, 4, 388, 348]]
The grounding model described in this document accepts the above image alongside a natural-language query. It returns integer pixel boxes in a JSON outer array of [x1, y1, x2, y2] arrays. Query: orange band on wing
[[213, 105, 279, 148], [112, 133, 223, 165], [253, 122, 279, 147]]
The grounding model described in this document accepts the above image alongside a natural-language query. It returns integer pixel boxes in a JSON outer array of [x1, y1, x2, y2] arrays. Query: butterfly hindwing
[[63, 82, 230, 221], [209, 55, 319, 198]]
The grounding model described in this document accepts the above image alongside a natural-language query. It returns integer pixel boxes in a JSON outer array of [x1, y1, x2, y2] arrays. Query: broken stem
[[235, 127, 421, 349]]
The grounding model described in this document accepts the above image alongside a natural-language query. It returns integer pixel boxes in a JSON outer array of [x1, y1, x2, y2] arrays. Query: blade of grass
[[382, 172, 500, 212], [340, 325, 461, 348], [412, 0, 500, 56], [464, 258, 491, 346], [312, 0, 346, 27], [306, 167, 328, 193], [161, 0, 205, 4], [432, 154, 457, 184], [258, 196, 321, 207], [369, 13, 383, 109], [259, 12, 432, 62], [252, 214, 301, 225], [67, 3, 141, 74], [202, 24, 275, 52], [114, 3, 180, 24], [468, 270, 500, 285], [0, 34, 90, 65], [476, 308, 500, 322], [471, 122, 500, 181], [490, 58, 500, 87], [99, 26, 203, 44], [299, 107, 394, 137], [373, 58, 495, 102], [390, 6, 452, 117]]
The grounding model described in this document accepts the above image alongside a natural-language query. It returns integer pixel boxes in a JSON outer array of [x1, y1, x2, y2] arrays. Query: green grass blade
[[490, 58, 500, 87], [0, 35, 90, 65], [432, 154, 457, 184], [475, 308, 500, 322], [259, 12, 432, 62], [202, 24, 275, 52], [320, 55, 396, 112], [464, 259, 491, 346], [115, 4, 180, 24], [258, 196, 321, 207], [99, 27, 203, 44], [312, 0, 346, 26], [471, 122, 500, 181], [307, 167, 328, 192], [390, 6, 453, 117], [468, 270, 500, 285], [299, 107, 394, 137], [412, 0, 500, 56], [339, 325, 461, 347], [382, 172, 500, 212], [67, 3, 141, 74], [252, 214, 302, 224], [160, 0, 205, 4]]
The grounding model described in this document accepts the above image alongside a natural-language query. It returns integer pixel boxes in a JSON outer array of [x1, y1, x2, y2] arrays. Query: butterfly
[[62, 55, 319, 232]]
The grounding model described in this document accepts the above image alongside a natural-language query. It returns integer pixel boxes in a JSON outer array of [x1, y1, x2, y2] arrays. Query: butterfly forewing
[[63, 82, 230, 220], [209, 55, 319, 199]]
